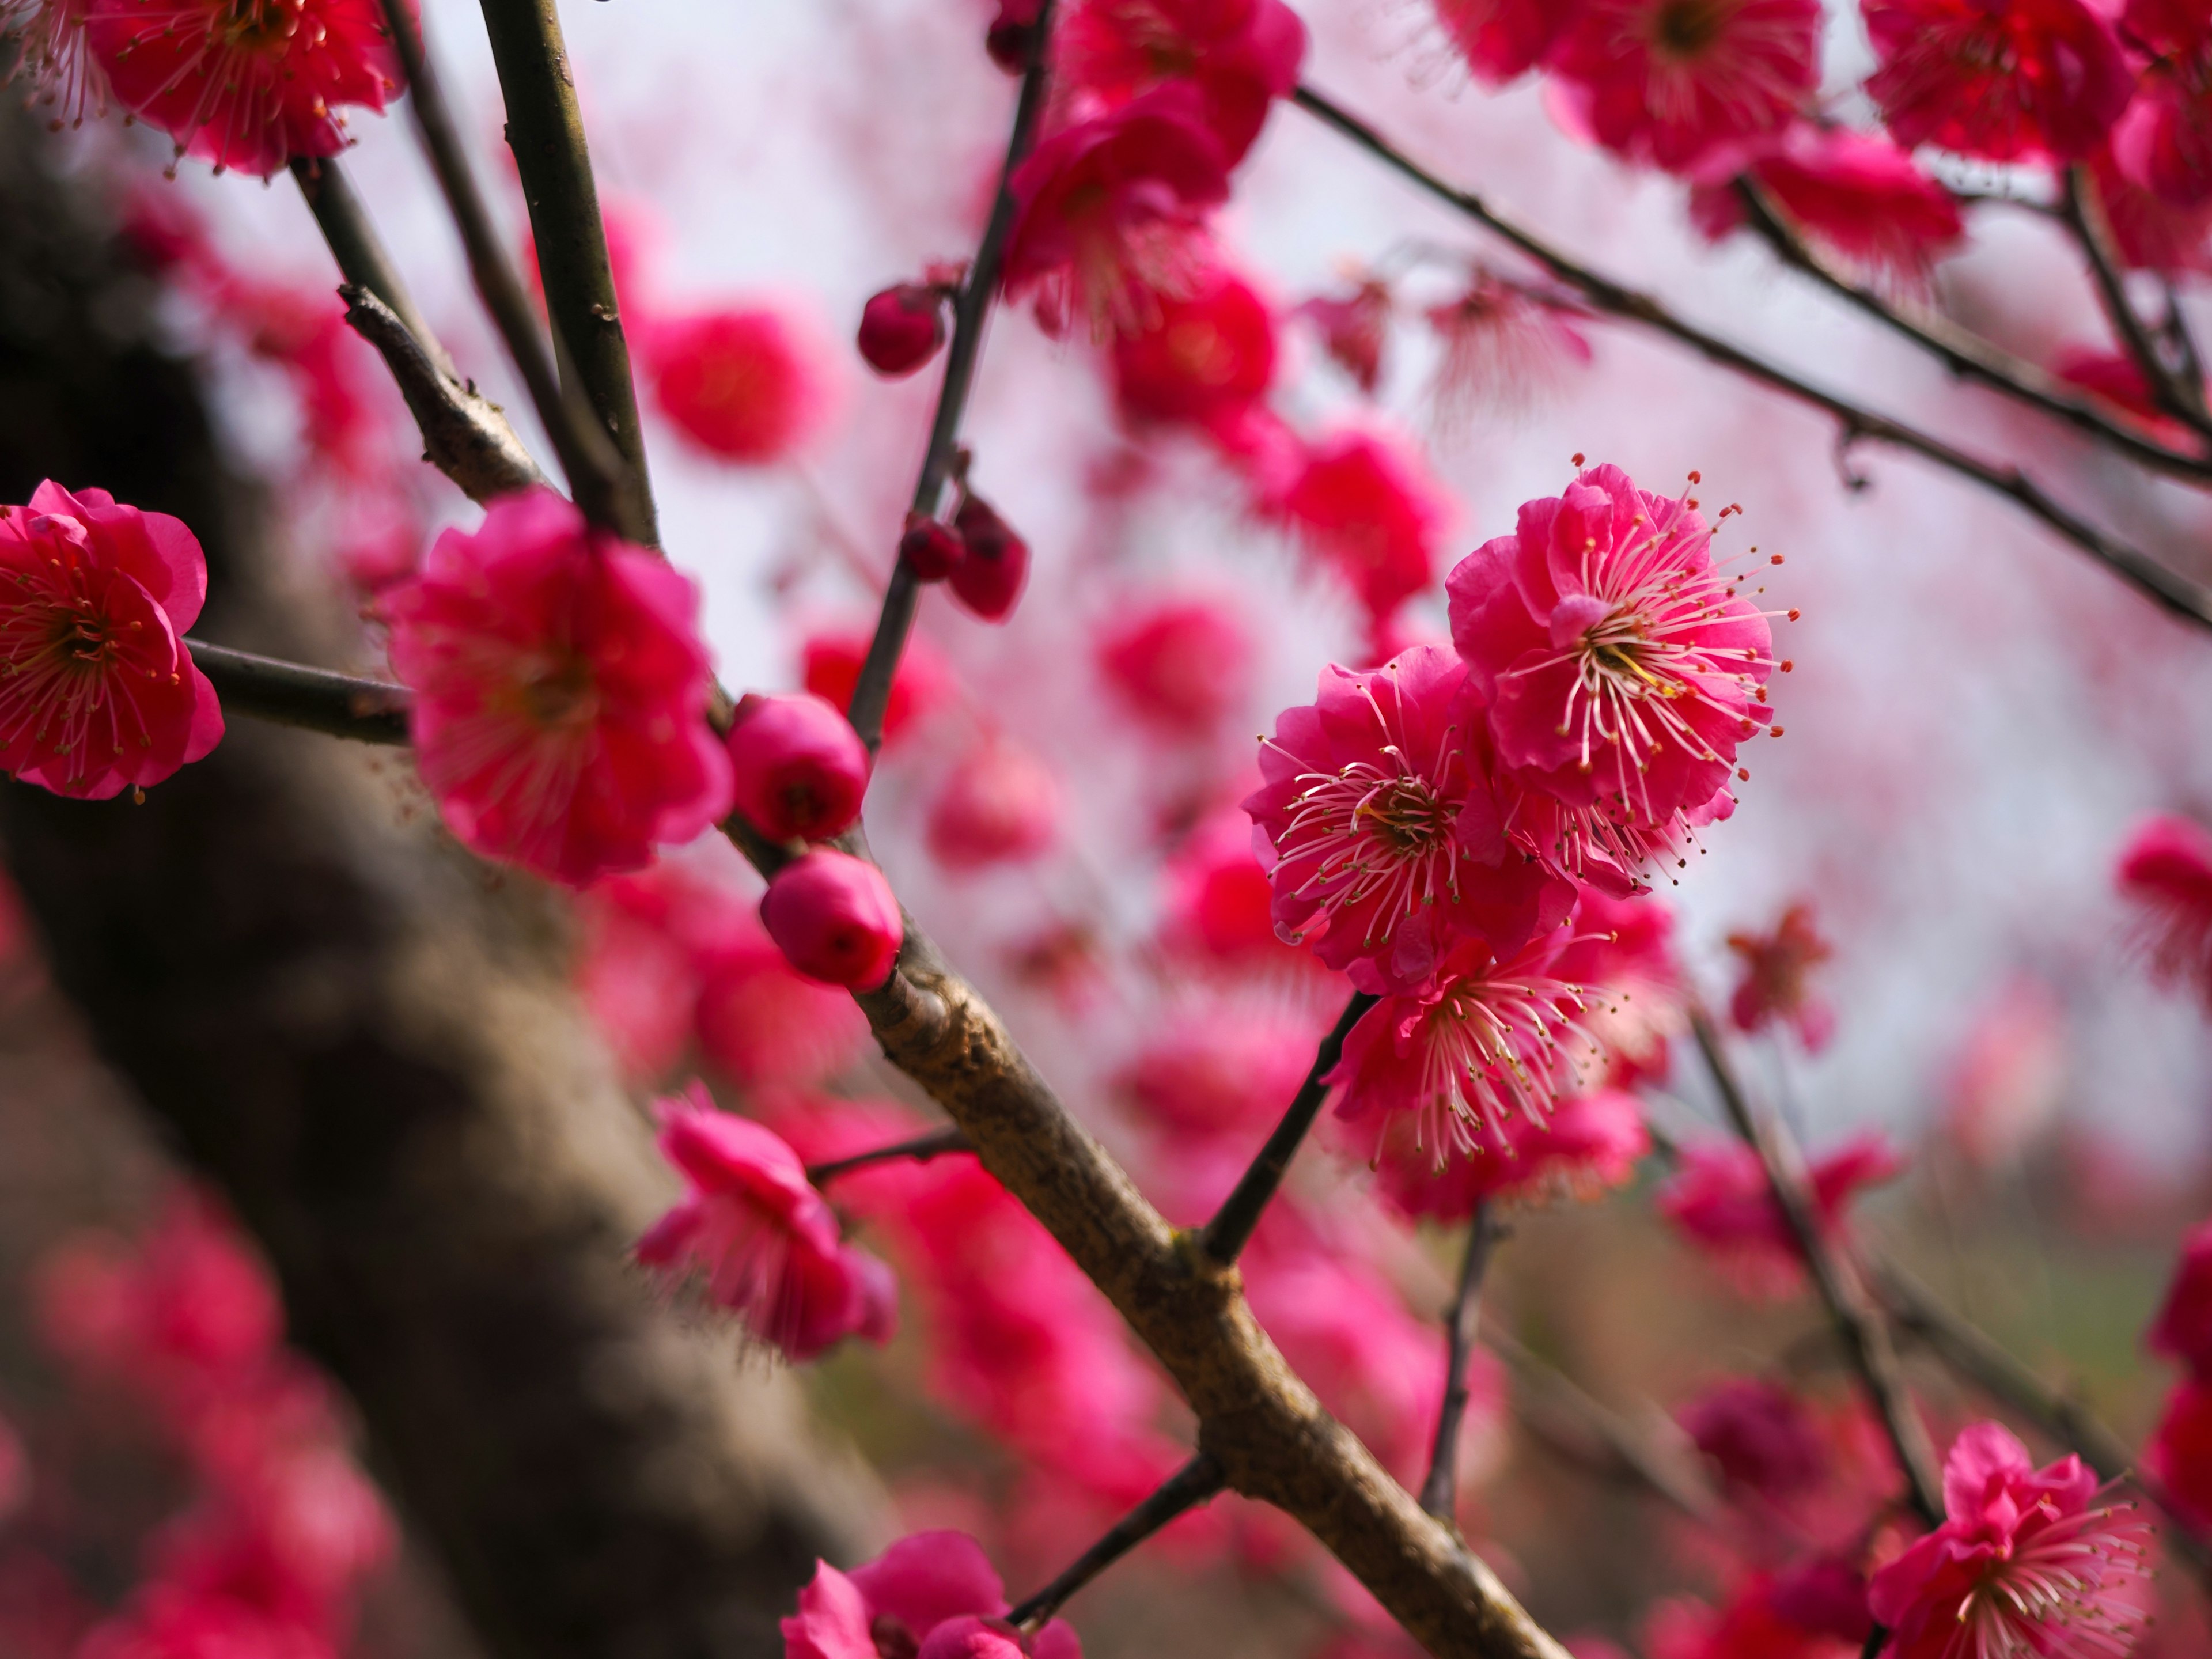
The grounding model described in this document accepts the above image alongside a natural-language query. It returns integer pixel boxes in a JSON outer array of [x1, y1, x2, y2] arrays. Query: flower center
[[1651, 0, 1731, 58], [517, 653, 597, 730], [215, 0, 301, 52], [1356, 773, 1452, 857]]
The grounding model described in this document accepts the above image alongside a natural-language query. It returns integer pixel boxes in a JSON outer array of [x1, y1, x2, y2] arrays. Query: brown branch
[[476, 0, 658, 547], [1290, 85, 2212, 632], [804, 1125, 972, 1186], [1733, 179, 2212, 479], [185, 639, 410, 745], [1200, 989, 1377, 1264], [2063, 164, 2212, 435], [1689, 1008, 1944, 1525], [339, 286, 548, 503], [291, 156, 456, 382], [844, 0, 1059, 753], [375, 0, 633, 537], [1422, 1203, 1507, 1521], [1007, 1452, 1227, 1628]]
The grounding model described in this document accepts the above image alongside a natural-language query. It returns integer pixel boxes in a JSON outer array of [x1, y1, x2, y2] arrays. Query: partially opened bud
[[899, 512, 967, 581], [727, 692, 870, 842], [859, 283, 950, 377], [761, 849, 903, 990], [947, 494, 1029, 622]]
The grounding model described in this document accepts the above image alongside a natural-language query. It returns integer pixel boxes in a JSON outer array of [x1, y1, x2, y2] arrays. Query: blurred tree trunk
[[0, 109, 882, 1659]]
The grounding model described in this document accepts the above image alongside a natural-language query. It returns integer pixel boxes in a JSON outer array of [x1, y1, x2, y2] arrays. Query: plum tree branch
[[845, 0, 1059, 754], [1422, 1203, 1506, 1521], [185, 641, 410, 744], [2063, 164, 2212, 435], [804, 1125, 973, 1186], [1291, 85, 2212, 631], [1008, 1452, 1227, 1628], [291, 156, 456, 382]]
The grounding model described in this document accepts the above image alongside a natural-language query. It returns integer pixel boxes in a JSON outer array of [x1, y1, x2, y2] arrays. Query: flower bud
[[858, 283, 949, 378], [984, 0, 1040, 71], [899, 512, 966, 581], [726, 691, 870, 842], [947, 494, 1029, 622], [760, 849, 903, 990]]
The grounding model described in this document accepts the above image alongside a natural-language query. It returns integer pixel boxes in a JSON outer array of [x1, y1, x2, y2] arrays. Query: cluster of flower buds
[[897, 488, 1032, 622]]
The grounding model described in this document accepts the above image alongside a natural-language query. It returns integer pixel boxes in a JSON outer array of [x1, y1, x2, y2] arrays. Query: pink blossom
[[2147, 1377, 2212, 1527], [1424, 272, 1591, 427], [2118, 813, 2212, 1009], [2087, 145, 2212, 274], [86, 0, 399, 177], [781, 1531, 1080, 1659], [1695, 124, 1965, 281], [2115, 0, 2212, 207], [1003, 85, 1232, 339], [1429, 0, 1573, 85], [1370, 1085, 1647, 1220], [2149, 1219, 2212, 1381], [1096, 596, 1251, 736], [1677, 1378, 1828, 1505], [802, 626, 950, 748], [1549, 885, 1684, 1084], [1278, 429, 1447, 646], [1297, 276, 1393, 395], [1447, 463, 1774, 884], [928, 738, 1060, 869], [1118, 1010, 1319, 1140], [726, 691, 870, 843], [1862, 0, 2133, 164], [759, 849, 904, 990], [1726, 900, 1835, 1050], [1657, 1132, 1903, 1293], [1941, 976, 2066, 1171], [1158, 805, 1325, 979], [3, 0, 105, 130], [1058, 0, 1306, 165], [1868, 1423, 2150, 1659], [1109, 264, 1277, 429], [694, 914, 869, 1091], [0, 482, 222, 800], [638, 1085, 895, 1362], [1545, 0, 1821, 175], [381, 490, 731, 887], [2053, 348, 2187, 440], [645, 305, 833, 464], [1244, 646, 1573, 986], [1645, 1579, 1859, 1659]]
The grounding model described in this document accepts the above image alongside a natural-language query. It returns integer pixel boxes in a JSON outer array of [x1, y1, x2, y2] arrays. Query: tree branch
[[1200, 989, 1376, 1265], [1290, 85, 2212, 631], [376, 0, 632, 536], [804, 1125, 972, 1186], [844, 0, 1059, 753], [186, 640, 410, 745], [2063, 163, 2212, 435], [1421, 1203, 1507, 1521], [290, 156, 456, 382], [1688, 1009, 1944, 1525], [476, 0, 658, 546], [1007, 1452, 1227, 1628]]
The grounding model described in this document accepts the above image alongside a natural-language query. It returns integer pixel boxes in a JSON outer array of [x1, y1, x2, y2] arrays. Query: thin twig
[[1290, 85, 2212, 631], [844, 0, 1059, 753], [1862, 1622, 1889, 1659], [1689, 1008, 1944, 1525], [185, 641, 410, 744], [476, 0, 657, 545], [1200, 990, 1376, 1265], [2063, 163, 2212, 434], [2166, 278, 2208, 393], [1008, 1452, 1227, 1628], [1421, 1203, 1508, 1520], [376, 0, 631, 535], [340, 287, 548, 503], [1734, 179, 2212, 479], [290, 156, 455, 381], [804, 1125, 973, 1186]]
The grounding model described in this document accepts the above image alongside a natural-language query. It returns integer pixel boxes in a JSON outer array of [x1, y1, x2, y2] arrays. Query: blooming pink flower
[[1370, 1084, 1647, 1219], [86, 0, 400, 177], [1545, 0, 1821, 175], [1447, 463, 1774, 884], [1158, 804, 1326, 979], [576, 868, 723, 1083], [1056, 0, 1306, 166], [1245, 646, 1574, 986], [1726, 900, 1835, 1050], [1429, 0, 1572, 85], [694, 921, 869, 1090], [1657, 1132, 1903, 1293], [1677, 1378, 1829, 1506], [1869, 1423, 2150, 1659], [1096, 596, 1251, 736], [381, 490, 731, 887], [1548, 885, 1684, 1083], [1118, 1009, 1319, 1140], [781, 1531, 1079, 1659], [0, 482, 222, 800], [2115, 0, 2212, 207], [1694, 124, 1965, 281], [1298, 276, 1393, 395], [2087, 145, 2212, 273], [1862, 0, 2133, 164], [639, 1085, 894, 1362], [802, 626, 949, 748], [759, 849, 903, 990], [2148, 1219, 2212, 1381], [928, 738, 1060, 869], [1109, 263, 1277, 429], [1278, 429, 1448, 646], [646, 306, 832, 465], [726, 691, 870, 843], [1645, 1578, 1860, 1659], [2147, 1377, 2212, 1526], [2118, 813, 2212, 1009], [1003, 85, 1232, 339]]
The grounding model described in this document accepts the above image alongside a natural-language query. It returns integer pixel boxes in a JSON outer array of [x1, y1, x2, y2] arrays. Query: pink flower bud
[[984, 0, 1041, 71], [899, 512, 967, 581], [760, 849, 903, 990], [858, 283, 949, 378], [726, 692, 870, 842], [947, 494, 1029, 622]]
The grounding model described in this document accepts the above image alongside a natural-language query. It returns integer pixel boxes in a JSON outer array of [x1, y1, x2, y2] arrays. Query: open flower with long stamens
[[1861, 0, 2132, 166], [3, 0, 105, 129], [1244, 644, 1573, 988], [0, 482, 222, 800], [1448, 462, 1775, 888], [1869, 1422, 2152, 1659], [1324, 931, 1596, 1158]]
